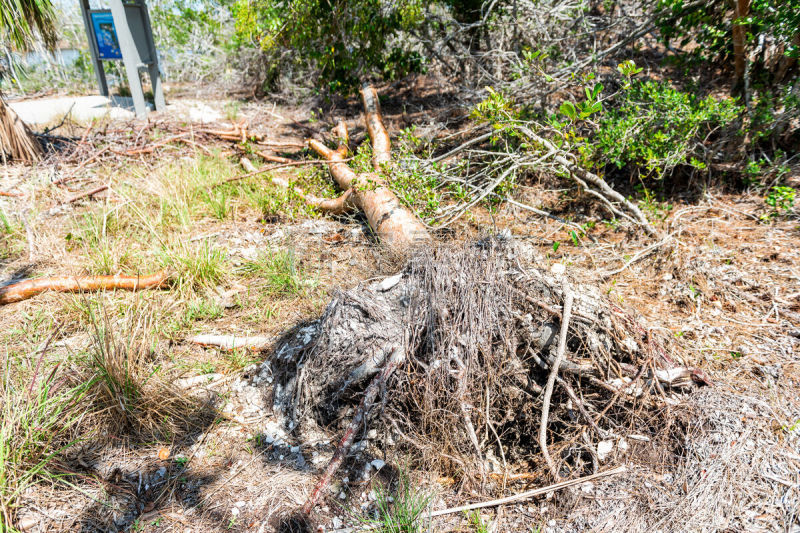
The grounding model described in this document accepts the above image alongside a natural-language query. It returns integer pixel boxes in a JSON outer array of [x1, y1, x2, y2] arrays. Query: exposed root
[[261, 238, 708, 516], [187, 334, 274, 351], [0, 270, 170, 304]]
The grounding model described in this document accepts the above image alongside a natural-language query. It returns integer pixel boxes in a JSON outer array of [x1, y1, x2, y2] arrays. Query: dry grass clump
[[0, 337, 91, 527], [81, 299, 214, 440]]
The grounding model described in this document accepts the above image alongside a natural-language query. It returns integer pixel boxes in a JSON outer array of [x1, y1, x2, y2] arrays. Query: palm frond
[[0, 0, 57, 51]]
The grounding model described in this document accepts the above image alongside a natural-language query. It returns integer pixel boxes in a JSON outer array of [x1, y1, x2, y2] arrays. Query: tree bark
[[732, 0, 750, 87], [307, 86, 431, 251]]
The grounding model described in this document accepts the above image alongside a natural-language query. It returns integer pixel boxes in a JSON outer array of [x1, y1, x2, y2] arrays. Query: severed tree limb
[[360, 86, 391, 170], [302, 347, 405, 515], [539, 286, 574, 480], [307, 87, 431, 250], [0, 270, 170, 304]]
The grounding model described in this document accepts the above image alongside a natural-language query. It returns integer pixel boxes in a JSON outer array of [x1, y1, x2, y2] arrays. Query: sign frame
[[80, 0, 164, 118]]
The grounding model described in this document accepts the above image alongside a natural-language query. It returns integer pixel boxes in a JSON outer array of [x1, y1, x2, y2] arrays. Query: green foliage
[[229, 0, 426, 91], [358, 470, 431, 533], [596, 79, 741, 178], [0, 0, 56, 50], [655, 0, 800, 63], [764, 186, 795, 215]]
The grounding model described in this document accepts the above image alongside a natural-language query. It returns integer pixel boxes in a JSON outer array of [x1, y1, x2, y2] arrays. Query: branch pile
[[261, 238, 710, 517]]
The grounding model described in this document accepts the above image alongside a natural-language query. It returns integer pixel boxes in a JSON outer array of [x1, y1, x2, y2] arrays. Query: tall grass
[[239, 247, 304, 296], [0, 344, 89, 528], [83, 299, 210, 439]]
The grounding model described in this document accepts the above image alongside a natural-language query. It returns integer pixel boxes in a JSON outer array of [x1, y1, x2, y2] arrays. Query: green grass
[[185, 298, 224, 322], [357, 470, 431, 533], [0, 347, 89, 529], [162, 241, 229, 291], [239, 247, 305, 296]]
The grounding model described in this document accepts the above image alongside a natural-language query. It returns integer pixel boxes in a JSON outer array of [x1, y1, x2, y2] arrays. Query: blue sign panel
[[90, 12, 122, 60]]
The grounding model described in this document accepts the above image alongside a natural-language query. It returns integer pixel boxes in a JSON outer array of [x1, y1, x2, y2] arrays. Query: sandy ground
[[1, 93, 798, 532]]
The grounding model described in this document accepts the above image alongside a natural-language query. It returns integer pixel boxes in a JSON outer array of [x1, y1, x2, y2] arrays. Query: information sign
[[90, 12, 123, 60]]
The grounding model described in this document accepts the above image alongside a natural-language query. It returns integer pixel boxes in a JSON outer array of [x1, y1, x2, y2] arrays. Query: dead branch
[[65, 184, 109, 204], [539, 286, 574, 480], [256, 151, 292, 164], [514, 125, 659, 237], [428, 466, 627, 517], [0, 270, 170, 304]]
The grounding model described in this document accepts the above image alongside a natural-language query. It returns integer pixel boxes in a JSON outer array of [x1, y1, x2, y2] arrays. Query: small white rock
[[371, 459, 386, 471], [550, 263, 566, 276], [597, 440, 614, 461]]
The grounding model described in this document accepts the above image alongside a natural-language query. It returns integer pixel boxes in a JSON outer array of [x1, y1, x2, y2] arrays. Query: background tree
[[0, 0, 56, 163]]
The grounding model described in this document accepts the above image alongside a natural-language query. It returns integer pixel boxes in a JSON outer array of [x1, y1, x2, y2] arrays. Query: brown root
[[0, 270, 170, 305]]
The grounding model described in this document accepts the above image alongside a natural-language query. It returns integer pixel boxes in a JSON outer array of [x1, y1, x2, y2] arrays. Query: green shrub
[[596, 80, 742, 178], [229, 0, 426, 91]]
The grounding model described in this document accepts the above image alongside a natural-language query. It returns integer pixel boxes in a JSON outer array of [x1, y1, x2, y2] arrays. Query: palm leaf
[[0, 0, 57, 51]]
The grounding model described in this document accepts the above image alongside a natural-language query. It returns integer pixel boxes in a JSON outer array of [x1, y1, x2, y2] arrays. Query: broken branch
[[539, 286, 574, 480]]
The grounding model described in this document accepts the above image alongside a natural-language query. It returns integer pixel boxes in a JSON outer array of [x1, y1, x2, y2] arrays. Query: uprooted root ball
[[263, 238, 709, 484]]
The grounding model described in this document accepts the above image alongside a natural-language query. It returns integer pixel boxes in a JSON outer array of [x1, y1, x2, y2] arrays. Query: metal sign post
[[79, 0, 164, 118]]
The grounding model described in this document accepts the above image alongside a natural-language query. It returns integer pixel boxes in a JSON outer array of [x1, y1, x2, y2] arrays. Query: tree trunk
[[732, 0, 750, 88], [0, 94, 42, 163]]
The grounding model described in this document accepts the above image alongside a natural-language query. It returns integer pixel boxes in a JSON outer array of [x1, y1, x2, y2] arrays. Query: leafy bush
[[596, 80, 742, 178], [229, 0, 426, 91], [655, 0, 800, 64]]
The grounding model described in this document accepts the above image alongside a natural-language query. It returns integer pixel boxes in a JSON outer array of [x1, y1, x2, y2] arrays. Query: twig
[[428, 465, 626, 517], [65, 184, 108, 204], [219, 158, 353, 186], [598, 233, 676, 279], [539, 286, 574, 480]]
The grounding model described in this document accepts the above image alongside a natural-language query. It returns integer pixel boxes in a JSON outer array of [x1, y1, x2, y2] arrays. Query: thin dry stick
[[65, 184, 108, 204], [539, 286, 574, 480], [220, 158, 353, 185], [329, 466, 626, 533], [429, 465, 626, 517]]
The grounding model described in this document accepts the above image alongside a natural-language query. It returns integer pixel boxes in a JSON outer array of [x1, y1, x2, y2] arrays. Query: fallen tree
[[0, 270, 169, 304], [244, 86, 430, 251], [255, 238, 710, 525]]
